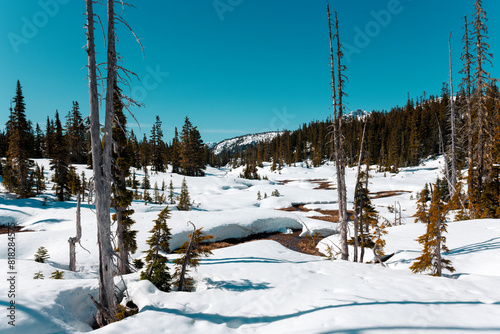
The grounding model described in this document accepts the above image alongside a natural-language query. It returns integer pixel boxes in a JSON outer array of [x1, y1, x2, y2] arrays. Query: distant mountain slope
[[343, 109, 370, 120], [211, 131, 281, 155]]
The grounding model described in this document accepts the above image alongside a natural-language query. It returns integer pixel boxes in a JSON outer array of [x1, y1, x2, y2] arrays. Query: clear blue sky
[[1, 0, 499, 143]]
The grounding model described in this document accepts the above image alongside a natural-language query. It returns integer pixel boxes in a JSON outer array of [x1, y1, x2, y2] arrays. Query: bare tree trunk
[[335, 11, 348, 261], [327, 2, 349, 261], [449, 32, 458, 195], [69, 193, 82, 271], [86, 0, 116, 326], [178, 222, 196, 292], [462, 15, 475, 218], [353, 121, 367, 263], [435, 219, 442, 277]]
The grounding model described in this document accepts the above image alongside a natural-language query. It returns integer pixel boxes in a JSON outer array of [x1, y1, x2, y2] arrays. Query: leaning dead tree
[[85, 0, 117, 326], [327, 1, 349, 260]]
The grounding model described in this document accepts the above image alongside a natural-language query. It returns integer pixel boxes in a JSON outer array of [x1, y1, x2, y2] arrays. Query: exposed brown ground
[[205, 230, 325, 257], [278, 179, 336, 190], [0, 225, 32, 234], [279, 204, 354, 223], [369, 190, 412, 199]]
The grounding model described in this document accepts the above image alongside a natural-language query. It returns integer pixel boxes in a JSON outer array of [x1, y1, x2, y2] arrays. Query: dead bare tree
[[448, 32, 458, 195], [334, 5, 349, 260], [353, 121, 367, 262], [69, 193, 82, 271], [85, 0, 116, 326]]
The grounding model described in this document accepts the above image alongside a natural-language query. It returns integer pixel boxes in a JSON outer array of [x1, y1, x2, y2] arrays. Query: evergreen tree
[[171, 127, 181, 174], [3, 81, 33, 198], [177, 177, 191, 211], [111, 86, 137, 275], [34, 246, 50, 263], [34, 164, 46, 194], [142, 167, 151, 189], [173, 226, 213, 292], [410, 185, 455, 276], [140, 207, 172, 292], [45, 117, 55, 159], [34, 123, 44, 158], [139, 133, 150, 169], [168, 180, 175, 204], [150, 116, 165, 173], [180, 117, 205, 176], [50, 111, 71, 201], [67, 166, 81, 195], [65, 101, 87, 164], [353, 169, 377, 263]]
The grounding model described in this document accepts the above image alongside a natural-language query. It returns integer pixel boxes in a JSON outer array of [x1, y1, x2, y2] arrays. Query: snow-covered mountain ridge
[[211, 131, 281, 155]]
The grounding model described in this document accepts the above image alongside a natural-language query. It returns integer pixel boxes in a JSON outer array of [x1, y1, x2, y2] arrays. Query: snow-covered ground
[[1, 157, 499, 333]]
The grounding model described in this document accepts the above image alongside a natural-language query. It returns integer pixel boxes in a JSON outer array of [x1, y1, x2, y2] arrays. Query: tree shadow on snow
[[317, 325, 500, 333], [141, 300, 500, 330], [200, 257, 324, 265], [445, 238, 500, 256], [203, 278, 271, 291]]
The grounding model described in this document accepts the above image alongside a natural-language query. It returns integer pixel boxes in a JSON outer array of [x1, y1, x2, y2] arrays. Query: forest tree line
[[0, 81, 207, 200]]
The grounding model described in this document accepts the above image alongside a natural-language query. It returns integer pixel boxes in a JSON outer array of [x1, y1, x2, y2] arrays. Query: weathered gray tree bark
[[178, 222, 196, 292], [334, 9, 349, 261], [461, 15, 474, 217], [327, 2, 348, 261], [448, 32, 458, 195], [85, 0, 116, 326], [353, 121, 367, 263], [69, 193, 82, 271]]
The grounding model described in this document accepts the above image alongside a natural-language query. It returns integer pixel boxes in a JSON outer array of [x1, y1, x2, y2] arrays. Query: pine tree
[[150, 116, 166, 173], [173, 225, 213, 292], [168, 180, 175, 204], [33, 164, 46, 194], [370, 217, 387, 266], [410, 184, 455, 276], [141, 206, 172, 292], [180, 117, 206, 176], [34, 123, 44, 158], [65, 101, 87, 164], [45, 117, 55, 159], [50, 111, 71, 201], [111, 86, 137, 275], [34, 246, 50, 263], [3, 81, 33, 198], [67, 166, 81, 195], [171, 127, 181, 174], [142, 167, 151, 189], [177, 177, 192, 211]]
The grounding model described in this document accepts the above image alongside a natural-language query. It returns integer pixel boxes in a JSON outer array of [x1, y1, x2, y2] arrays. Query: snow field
[[1, 157, 499, 333]]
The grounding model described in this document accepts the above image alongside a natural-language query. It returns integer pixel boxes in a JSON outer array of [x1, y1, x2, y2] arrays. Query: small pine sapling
[[172, 223, 213, 292], [410, 184, 455, 276], [34, 246, 50, 263], [177, 178, 192, 211], [33, 271, 44, 279], [257, 191, 262, 201], [168, 180, 175, 204], [50, 270, 64, 279], [140, 206, 172, 292], [132, 259, 144, 270], [370, 217, 388, 266]]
